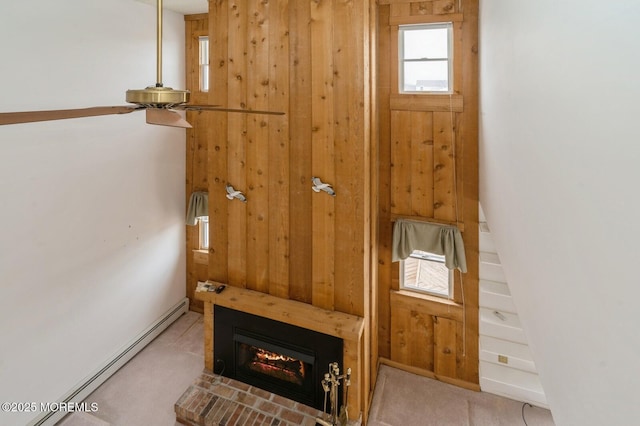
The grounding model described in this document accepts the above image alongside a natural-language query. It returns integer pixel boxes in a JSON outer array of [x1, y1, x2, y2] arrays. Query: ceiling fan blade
[[146, 109, 192, 128], [0, 106, 141, 126], [177, 105, 285, 116]]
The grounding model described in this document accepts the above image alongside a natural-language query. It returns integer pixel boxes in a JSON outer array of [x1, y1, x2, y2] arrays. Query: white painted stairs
[[478, 207, 548, 408]]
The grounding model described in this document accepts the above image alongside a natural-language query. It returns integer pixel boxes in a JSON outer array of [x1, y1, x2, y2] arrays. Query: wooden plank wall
[[203, 0, 371, 317], [183, 0, 375, 419], [184, 0, 478, 411], [377, 0, 480, 387], [185, 13, 210, 313]]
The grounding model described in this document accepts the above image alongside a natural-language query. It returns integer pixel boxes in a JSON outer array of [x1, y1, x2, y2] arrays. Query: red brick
[[248, 387, 271, 400], [258, 400, 280, 416], [226, 404, 245, 425], [244, 410, 258, 425], [175, 385, 196, 408], [214, 385, 238, 399], [177, 387, 199, 417], [234, 406, 251, 425], [198, 393, 217, 420], [199, 396, 219, 423], [235, 392, 258, 407], [205, 398, 233, 424], [228, 379, 252, 392], [279, 408, 304, 424], [186, 391, 206, 415], [254, 413, 270, 425], [271, 394, 296, 409], [220, 401, 241, 425]]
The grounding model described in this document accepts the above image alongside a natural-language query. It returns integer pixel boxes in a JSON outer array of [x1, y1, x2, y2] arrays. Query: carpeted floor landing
[[368, 364, 555, 426]]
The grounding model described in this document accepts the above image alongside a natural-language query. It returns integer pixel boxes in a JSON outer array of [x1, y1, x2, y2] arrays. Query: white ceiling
[[133, 0, 207, 15]]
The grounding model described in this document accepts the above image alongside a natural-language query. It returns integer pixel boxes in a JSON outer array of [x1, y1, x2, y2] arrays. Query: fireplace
[[214, 306, 343, 410]]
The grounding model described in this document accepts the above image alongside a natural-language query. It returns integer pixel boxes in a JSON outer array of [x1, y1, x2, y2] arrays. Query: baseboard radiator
[[29, 297, 189, 426]]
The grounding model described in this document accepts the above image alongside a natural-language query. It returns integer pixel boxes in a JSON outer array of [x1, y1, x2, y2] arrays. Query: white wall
[[479, 1, 640, 425], [0, 1, 187, 424]]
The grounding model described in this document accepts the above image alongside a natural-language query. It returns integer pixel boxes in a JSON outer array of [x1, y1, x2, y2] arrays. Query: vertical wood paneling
[[205, 1, 371, 315], [310, 0, 336, 311], [390, 305, 412, 364], [334, 0, 366, 317], [267, 0, 290, 299], [332, 0, 354, 314], [434, 316, 458, 377], [410, 309, 434, 370], [368, 0, 378, 401], [208, 1, 230, 284], [455, 317, 465, 378], [410, 111, 434, 217], [246, 0, 270, 293], [227, 1, 248, 288], [204, 301, 214, 370], [377, 4, 393, 359], [390, 111, 412, 215], [185, 15, 210, 313], [288, 0, 313, 303], [433, 111, 456, 222], [390, 304, 435, 370], [202, 1, 373, 416], [379, 0, 479, 389], [459, 0, 480, 384]]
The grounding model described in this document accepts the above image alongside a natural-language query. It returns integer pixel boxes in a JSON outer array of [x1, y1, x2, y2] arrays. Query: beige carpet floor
[[368, 364, 554, 426], [58, 311, 205, 426], [58, 312, 555, 426]]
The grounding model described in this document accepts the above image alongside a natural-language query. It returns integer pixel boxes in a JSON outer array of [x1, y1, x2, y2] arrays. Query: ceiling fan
[[0, 0, 283, 129]]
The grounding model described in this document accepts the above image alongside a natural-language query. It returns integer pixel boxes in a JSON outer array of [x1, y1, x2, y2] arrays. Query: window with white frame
[[399, 23, 453, 93], [400, 250, 452, 298], [199, 36, 209, 92], [199, 216, 209, 250]]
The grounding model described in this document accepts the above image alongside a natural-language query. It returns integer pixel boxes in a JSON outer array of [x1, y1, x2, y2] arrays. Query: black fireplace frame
[[214, 305, 343, 410]]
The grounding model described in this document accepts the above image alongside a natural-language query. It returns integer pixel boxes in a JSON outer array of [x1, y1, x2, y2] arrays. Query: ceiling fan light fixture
[[126, 86, 190, 107]]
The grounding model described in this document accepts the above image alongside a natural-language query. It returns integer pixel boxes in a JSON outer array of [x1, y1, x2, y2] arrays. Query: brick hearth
[[175, 370, 326, 426]]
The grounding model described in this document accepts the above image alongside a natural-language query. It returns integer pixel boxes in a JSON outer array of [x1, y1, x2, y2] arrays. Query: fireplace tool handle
[[316, 362, 351, 426], [339, 368, 351, 425], [317, 372, 332, 426]]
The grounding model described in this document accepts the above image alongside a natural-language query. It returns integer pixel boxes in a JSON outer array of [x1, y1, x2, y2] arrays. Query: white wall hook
[[311, 177, 336, 196], [226, 184, 247, 202]]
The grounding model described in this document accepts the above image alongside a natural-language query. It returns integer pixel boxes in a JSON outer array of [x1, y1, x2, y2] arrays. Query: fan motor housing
[[126, 86, 190, 106]]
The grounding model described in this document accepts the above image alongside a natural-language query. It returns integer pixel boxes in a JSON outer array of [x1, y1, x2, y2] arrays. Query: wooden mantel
[[195, 283, 366, 421]]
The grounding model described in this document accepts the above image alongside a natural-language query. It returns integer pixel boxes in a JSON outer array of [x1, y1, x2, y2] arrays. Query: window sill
[[192, 249, 209, 266], [391, 289, 463, 322]]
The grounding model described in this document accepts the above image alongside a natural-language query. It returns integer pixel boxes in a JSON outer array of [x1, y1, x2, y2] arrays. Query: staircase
[[478, 206, 548, 408]]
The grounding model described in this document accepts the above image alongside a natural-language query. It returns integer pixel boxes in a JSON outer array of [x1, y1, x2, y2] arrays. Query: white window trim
[[199, 216, 209, 250], [199, 36, 209, 93], [398, 22, 454, 94]]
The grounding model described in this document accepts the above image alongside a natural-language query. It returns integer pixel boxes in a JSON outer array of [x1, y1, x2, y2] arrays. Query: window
[[199, 216, 209, 250], [401, 250, 452, 298], [399, 23, 453, 93], [199, 36, 209, 92]]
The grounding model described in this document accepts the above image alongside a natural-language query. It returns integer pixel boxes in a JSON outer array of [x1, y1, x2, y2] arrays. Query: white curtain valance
[[392, 219, 467, 272], [185, 191, 208, 226]]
